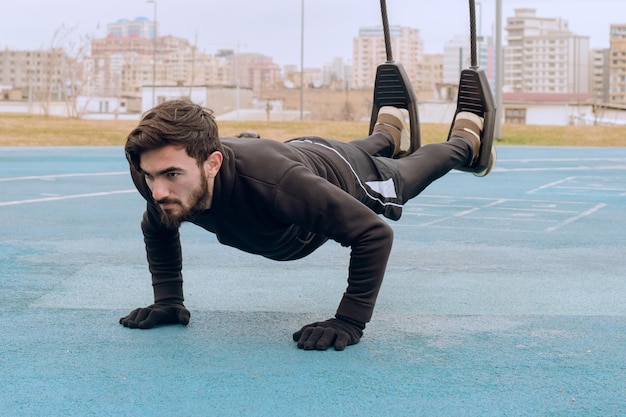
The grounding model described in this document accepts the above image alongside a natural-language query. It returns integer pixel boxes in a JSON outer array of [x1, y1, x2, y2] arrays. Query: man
[[120, 99, 494, 351]]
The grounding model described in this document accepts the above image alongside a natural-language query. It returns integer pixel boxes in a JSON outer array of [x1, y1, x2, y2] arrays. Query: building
[[502, 92, 596, 125], [85, 17, 281, 110], [0, 48, 69, 101], [441, 34, 495, 99], [89, 17, 188, 98], [416, 53, 442, 98], [442, 35, 494, 83], [351, 25, 424, 90], [503, 8, 589, 95], [220, 51, 282, 95], [609, 23, 626, 104], [92, 33, 191, 58], [80, 19, 280, 116], [88, 16, 196, 99], [590, 48, 610, 103], [322, 57, 352, 90], [139, 85, 253, 115], [107, 17, 156, 39]]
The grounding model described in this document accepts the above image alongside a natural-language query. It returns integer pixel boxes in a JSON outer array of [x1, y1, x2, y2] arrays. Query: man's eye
[[167, 172, 179, 177]]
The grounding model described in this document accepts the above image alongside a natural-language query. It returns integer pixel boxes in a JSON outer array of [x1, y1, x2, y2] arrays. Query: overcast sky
[[1, 0, 624, 68]]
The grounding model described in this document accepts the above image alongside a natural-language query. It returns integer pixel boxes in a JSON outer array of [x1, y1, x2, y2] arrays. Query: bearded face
[[139, 145, 222, 228], [156, 168, 210, 228]]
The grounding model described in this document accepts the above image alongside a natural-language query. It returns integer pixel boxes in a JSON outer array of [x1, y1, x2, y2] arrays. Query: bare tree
[[40, 26, 69, 117], [62, 33, 93, 118], [40, 24, 95, 118], [185, 31, 199, 98]]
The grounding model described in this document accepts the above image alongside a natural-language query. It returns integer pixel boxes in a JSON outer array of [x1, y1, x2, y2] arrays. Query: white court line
[[0, 171, 127, 182], [497, 207, 579, 215], [545, 203, 607, 233], [0, 189, 136, 207], [417, 198, 508, 227], [404, 195, 607, 233], [496, 165, 626, 173], [499, 157, 626, 163], [527, 177, 575, 194], [528, 176, 626, 195], [453, 199, 508, 217], [420, 194, 604, 206], [557, 185, 626, 192]]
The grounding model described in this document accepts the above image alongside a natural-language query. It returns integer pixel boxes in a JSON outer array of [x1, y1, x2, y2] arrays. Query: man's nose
[[151, 179, 169, 201]]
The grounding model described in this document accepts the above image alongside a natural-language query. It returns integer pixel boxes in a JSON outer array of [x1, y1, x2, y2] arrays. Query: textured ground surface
[[1, 146, 625, 416]]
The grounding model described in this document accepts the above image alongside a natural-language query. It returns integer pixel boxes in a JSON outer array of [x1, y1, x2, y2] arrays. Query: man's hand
[[292, 318, 363, 351], [119, 303, 190, 329]]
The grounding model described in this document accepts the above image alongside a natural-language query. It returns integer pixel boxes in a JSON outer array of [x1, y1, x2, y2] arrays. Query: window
[[505, 108, 526, 124]]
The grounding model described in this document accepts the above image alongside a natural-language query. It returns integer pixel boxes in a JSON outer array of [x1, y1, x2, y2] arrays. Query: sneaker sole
[[473, 145, 496, 177]]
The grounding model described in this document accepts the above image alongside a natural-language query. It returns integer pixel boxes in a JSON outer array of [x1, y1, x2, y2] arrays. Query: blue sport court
[[1, 145, 625, 416]]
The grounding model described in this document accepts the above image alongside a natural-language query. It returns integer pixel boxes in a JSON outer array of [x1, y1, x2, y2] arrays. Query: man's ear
[[205, 151, 223, 178]]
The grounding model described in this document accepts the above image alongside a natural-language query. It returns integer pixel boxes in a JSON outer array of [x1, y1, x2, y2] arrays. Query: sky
[[1, 0, 624, 68]]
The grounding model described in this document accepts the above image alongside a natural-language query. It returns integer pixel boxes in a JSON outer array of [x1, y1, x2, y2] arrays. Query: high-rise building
[[351, 25, 424, 90], [442, 35, 495, 86], [416, 53, 442, 97], [322, 57, 352, 90], [86, 17, 281, 99], [503, 8, 589, 94], [88, 17, 191, 97], [609, 23, 626, 104], [437, 34, 495, 101], [591, 48, 610, 103], [107, 17, 157, 39]]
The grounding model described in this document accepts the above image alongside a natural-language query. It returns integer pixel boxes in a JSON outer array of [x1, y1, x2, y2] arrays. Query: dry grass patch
[[0, 114, 137, 146], [494, 124, 625, 147], [0, 113, 624, 147]]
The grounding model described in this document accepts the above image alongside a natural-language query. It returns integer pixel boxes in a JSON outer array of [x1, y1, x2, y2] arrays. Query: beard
[[157, 171, 211, 229]]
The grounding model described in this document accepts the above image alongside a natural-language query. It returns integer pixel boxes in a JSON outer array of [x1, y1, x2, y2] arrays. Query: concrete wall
[[522, 104, 595, 126], [0, 101, 71, 117], [140, 86, 255, 115], [2, 96, 625, 126]]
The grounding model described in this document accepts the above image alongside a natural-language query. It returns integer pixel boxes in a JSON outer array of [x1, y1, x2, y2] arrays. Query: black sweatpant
[[345, 131, 471, 220]]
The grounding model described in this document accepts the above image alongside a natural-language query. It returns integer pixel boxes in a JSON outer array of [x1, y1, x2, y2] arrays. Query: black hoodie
[[130, 136, 395, 326]]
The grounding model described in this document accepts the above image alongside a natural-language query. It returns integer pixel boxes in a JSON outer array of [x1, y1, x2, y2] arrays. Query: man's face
[[139, 145, 222, 228]]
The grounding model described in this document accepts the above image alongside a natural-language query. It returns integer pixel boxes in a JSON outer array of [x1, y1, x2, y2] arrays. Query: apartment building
[[322, 57, 353, 90], [107, 17, 157, 40], [503, 8, 589, 94], [591, 48, 610, 103], [0, 48, 68, 101], [85, 17, 281, 99], [351, 25, 424, 90], [225, 51, 282, 94], [416, 53, 443, 97], [92, 33, 190, 58], [442, 35, 495, 84], [609, 23, 626, 104], [88, 18, 187, 96]]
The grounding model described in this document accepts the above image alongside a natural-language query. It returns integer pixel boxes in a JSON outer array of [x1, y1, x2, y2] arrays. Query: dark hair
[[124, 99, 223, 171]]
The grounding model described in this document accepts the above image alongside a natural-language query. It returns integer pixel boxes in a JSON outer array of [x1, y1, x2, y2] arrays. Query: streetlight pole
[[235, 43, 242, 120], [476, 1, 482, 66], [495, 0, 503, 139], [147, 0, 157, 108], [300, 0, 304, 120]]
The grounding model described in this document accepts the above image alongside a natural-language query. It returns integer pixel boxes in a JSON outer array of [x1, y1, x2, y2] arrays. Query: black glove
[[119, 303, 190, 329], [292, 318, 364, 351]]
